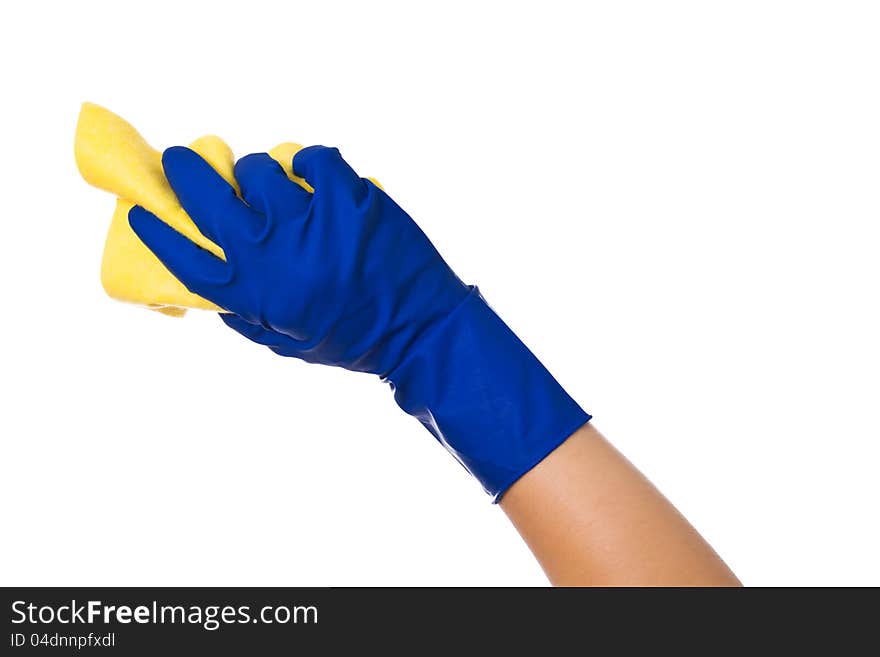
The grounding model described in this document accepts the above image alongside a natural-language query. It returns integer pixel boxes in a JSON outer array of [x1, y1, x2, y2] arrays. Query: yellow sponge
[[74, 102, 311, 316]]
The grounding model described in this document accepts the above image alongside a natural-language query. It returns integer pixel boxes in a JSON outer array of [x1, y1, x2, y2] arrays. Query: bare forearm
[[500, 423, 740, 586]]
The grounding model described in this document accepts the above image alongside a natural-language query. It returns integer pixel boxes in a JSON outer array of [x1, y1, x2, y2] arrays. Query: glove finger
[[219, 314, 302, 357], [129, 205, 231, 304], [234, 153, 312, 218], [162, 146, 260, 246], [292, 145, 367, 204]]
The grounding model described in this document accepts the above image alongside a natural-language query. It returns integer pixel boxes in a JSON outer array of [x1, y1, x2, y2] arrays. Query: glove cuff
[[384, 286, 591, 501]]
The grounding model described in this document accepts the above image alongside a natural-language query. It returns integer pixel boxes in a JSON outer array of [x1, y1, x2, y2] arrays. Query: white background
[[1, 1, 878, 586]]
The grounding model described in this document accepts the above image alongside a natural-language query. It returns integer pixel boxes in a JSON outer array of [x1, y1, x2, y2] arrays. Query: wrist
[[384, 286, 591, 500]]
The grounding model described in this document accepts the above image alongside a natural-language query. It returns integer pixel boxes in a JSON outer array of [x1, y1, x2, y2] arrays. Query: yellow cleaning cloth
[[74, 103, 311, 316]]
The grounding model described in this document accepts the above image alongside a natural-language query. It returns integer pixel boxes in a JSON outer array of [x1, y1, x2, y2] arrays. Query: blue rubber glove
[[129, 145, 590, 500]]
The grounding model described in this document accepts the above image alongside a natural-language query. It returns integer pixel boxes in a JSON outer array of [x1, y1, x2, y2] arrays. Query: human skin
[[500, 423, 741, 586]]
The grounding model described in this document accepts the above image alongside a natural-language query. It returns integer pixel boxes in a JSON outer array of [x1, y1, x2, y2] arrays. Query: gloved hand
[[129, 145, 590, 500]]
